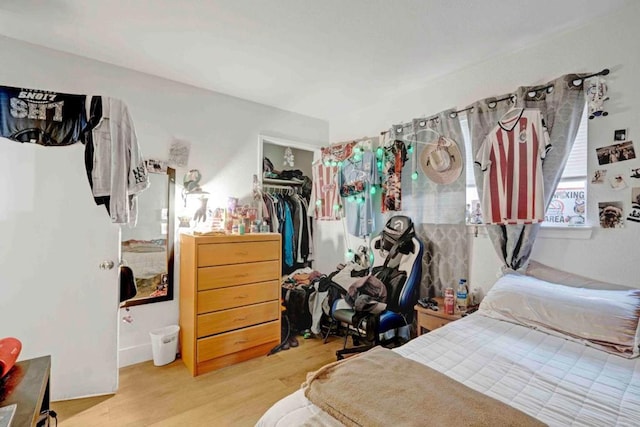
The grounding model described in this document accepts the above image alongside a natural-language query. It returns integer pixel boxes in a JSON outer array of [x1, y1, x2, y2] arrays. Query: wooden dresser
[[179, 233, 281, 376]]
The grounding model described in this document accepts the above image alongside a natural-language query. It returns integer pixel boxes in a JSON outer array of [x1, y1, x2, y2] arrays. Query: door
[[0, 142, 120, 400]]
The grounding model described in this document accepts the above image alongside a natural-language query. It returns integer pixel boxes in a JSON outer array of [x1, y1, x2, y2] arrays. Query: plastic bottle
[[444, 288, 455, 315], [456, 279, 468, 313], [238, 221, 245, 235]]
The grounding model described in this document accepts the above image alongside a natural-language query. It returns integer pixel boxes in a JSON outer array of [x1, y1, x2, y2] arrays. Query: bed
[[257, 270, 640, 426]]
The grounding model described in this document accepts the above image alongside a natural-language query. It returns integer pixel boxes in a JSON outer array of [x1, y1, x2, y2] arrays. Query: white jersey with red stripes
[[309, 160, 342, 220], [476, 108, 551, 225]]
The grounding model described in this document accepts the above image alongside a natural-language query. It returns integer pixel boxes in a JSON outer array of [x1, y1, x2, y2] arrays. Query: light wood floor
[[53, 336, 345, 426]]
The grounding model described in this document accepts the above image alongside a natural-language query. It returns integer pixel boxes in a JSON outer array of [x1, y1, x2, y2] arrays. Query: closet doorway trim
[[257, 134, 321, 182]]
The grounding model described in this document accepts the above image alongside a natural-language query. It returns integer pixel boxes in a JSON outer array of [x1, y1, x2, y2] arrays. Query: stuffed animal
[[586, 77, 609, 119]]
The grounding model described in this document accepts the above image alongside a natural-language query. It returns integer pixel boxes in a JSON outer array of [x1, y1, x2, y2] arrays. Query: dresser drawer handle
[[234, 295, 248, 299], [235, 339, 248, 345], [236, 273, 249, 278], [236, 251, 249, 256], [234, 316, 247, 322]]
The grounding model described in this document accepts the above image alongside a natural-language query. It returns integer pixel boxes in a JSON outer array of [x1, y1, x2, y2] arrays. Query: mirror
[[120, 167, 175, 307]]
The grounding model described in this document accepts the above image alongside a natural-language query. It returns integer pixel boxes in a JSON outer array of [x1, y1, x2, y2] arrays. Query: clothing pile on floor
[[280, 263, 373, 340]]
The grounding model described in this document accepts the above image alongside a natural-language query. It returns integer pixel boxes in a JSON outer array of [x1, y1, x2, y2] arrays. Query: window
[[462, 105, 588, 227]]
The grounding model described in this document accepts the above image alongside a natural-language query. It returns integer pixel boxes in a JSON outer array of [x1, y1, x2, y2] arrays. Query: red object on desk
[[0, 337, 22, 378]]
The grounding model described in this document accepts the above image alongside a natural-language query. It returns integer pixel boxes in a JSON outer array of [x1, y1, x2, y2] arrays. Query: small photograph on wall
[[614, 129, 628, 141], [599, 201, 624, 228], [592, 169, 607, 184], [609, 174, 628, 191], [596, 141, 636, 165], [627, 188, 640, 223], [145, 159, 167, 173], [631, 167, 640, 179]]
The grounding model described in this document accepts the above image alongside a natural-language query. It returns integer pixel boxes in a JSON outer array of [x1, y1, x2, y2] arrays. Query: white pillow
[[479, 274, 640, 358], [526, 260, 632, 290]]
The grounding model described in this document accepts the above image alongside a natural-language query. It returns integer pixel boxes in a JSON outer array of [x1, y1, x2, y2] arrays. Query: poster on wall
[[168, 139, 191, 168], [627, 188, 640, 223], [544, 187, 586, 225], [598, 201, 624, 228]]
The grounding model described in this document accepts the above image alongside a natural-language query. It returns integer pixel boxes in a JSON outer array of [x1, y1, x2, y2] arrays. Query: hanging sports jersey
[[476, 108, 551, 225], [309, 160, 342, 220], [340, 151, 380, 237], [0, 85, 86, 146], [381, 140, 407, 212]]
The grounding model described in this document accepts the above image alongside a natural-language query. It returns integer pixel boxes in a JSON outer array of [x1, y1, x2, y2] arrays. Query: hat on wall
[[419, 136, 463, 185]]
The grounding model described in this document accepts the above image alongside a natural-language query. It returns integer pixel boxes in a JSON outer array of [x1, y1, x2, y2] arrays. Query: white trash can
[[149, 325, 180, 366]]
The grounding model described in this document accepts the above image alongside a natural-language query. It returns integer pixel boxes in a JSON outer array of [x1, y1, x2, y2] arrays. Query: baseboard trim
[[119, 343, 152, 368]]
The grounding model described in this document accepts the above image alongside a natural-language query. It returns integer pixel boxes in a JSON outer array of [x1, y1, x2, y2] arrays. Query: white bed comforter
[[257, 314, 640, 426]]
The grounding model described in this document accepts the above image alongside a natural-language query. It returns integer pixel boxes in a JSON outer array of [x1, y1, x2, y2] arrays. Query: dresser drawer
[[198, 241, 279, 267], [197, 281, 279, 313], [197, 301, 280, 338], [197, 321, 280, 363], [197, 261, 279, 290]]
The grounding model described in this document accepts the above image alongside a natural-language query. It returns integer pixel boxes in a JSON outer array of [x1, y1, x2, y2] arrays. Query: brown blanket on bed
[[303, 346, 546, 427]]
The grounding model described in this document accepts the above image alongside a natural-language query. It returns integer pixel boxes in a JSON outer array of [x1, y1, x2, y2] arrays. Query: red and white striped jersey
[[475, 108, 551, 225], [309, 160, 342, 220]]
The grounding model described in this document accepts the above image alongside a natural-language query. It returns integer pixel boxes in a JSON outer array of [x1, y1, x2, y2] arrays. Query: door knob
[[99, 260, 115, 270]]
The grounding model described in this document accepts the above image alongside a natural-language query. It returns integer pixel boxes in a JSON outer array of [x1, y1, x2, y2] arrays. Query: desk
[[0, 356, 51, 426]]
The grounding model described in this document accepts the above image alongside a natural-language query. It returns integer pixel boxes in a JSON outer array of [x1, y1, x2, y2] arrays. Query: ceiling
[[0, 0, 632, 122]]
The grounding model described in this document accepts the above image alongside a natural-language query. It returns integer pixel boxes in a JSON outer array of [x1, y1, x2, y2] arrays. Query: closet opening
[[257, 135, 318, 275]]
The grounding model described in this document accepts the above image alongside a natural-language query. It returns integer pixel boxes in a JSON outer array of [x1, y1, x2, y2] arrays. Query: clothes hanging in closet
[[261, 192, 313, 269]]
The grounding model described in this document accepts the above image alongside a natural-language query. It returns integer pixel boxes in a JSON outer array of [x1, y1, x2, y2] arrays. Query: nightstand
[[415, 297, 462, 335]]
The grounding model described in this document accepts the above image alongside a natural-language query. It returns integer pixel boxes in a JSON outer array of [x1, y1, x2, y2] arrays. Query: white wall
[[263, 143, 314, 178], [332, 3, 640, 290], [0, 35, 329, 369]]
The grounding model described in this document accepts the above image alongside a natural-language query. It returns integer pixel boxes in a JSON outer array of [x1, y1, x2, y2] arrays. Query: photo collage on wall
[[627, 187, 640, 223], [593, 127, 640, 228]]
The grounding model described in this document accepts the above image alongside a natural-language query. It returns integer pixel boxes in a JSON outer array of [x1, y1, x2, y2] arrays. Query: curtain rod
[[380, 68, 610, 136]]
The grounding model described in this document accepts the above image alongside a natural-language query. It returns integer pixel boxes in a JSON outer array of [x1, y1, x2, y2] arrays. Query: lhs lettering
[[10, 98, 64, 121], [17, 91, 58, 102]]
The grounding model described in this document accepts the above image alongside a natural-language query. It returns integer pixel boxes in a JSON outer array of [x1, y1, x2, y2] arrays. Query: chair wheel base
[[336, 344, 374, 360]]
